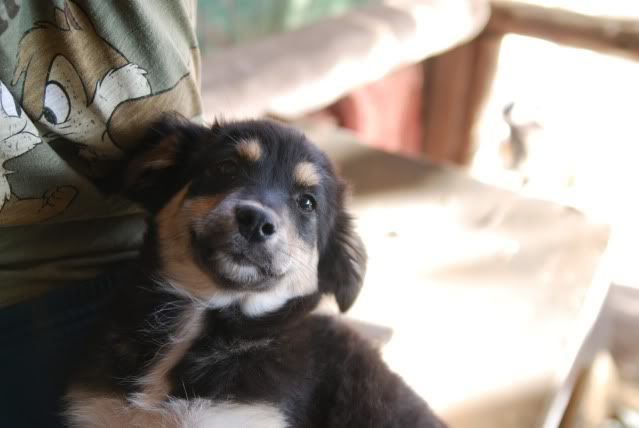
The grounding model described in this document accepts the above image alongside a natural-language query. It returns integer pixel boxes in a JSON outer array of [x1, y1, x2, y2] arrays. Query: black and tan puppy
[[65, 117, 446, 427]]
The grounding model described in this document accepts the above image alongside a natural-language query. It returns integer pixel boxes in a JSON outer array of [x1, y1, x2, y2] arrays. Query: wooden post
[[422, 32, 502, 165]]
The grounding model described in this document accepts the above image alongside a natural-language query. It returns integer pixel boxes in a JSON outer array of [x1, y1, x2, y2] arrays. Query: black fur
[[318, 207, 366, 312], [68, 117, 446, 427]]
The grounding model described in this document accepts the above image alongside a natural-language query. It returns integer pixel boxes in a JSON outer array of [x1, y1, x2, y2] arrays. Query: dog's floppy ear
[[110, 115, 210, 212], [318, 185, 367, 312]]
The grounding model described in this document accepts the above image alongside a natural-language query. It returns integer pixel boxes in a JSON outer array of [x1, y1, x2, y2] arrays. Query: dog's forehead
[[206, 123, 327, 186]]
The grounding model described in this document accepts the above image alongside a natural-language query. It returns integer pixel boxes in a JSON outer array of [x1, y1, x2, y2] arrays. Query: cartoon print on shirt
[[0, 0, 20, 36], [11, 0, 201, 161], [0, 0, 201, 225], [0, 81, 78, 225]]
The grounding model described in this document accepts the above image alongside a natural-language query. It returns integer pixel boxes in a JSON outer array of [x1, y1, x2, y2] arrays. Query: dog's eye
[[218, 160, 239, 177], [297, 194, 316, 212]]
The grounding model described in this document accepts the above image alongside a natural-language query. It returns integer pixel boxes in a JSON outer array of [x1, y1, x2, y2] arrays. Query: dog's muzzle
[[235, 202, 277, 244], [193, 200, 292, 289]]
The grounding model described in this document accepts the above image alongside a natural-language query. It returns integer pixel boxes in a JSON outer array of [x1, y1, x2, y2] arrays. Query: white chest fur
[[65, 394, 288, 428]]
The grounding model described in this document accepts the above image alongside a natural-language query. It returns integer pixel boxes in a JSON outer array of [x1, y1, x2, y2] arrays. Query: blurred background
[[195, 1, 639, 427]]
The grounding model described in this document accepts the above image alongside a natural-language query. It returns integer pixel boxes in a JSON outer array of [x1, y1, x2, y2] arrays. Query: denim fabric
[[0, 274, 118, 428]]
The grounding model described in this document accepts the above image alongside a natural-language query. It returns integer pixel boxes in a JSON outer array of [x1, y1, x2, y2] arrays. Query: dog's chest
[[67, 304, 309, 428], [66, 393, 288, 428]]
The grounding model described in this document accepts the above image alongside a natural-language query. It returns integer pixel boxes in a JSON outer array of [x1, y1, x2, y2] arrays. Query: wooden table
[[302, 122, 611, 428], [201, 0, 490, 120]]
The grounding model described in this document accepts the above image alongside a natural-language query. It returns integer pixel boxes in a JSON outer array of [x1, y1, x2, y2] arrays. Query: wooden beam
[[422, 42, 475, 164], [422, 33, 502, 165], [460, 32, 503, 164], [489, 1, 639, 60]]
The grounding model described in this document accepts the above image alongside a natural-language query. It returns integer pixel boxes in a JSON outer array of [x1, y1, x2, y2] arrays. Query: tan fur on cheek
[[184, 195, 225, 234], [284, 215, 319, 296], [236, 138, 262, 162], [155, 186, 222, 298], [294, 162, 321, 187]]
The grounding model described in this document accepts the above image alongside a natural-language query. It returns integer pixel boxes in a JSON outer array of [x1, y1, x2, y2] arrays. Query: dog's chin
[[207, 250, 286, 290]]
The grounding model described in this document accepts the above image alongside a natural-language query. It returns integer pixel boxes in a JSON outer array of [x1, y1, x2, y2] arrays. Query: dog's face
[[119, 117, 366, 316]]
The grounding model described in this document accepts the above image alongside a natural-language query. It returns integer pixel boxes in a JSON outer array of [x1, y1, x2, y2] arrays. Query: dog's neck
[[136, 269, 322, 340], [200, 293, 322, 340]]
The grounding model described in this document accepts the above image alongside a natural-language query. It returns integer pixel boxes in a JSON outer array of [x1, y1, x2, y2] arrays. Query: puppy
[[65, 117, 446, 427]]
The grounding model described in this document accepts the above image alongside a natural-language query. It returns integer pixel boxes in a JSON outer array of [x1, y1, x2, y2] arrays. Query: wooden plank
[[422, 42, 475, 164], [460, 32, 503, 164], [489, 1, 639, 60], [201, 0, 490, 119], [421, 32, 502, 165]]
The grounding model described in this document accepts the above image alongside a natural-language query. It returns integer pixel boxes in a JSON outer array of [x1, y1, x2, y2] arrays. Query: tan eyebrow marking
[[293, 161, 321, 187], [236, 138, 262, 162]]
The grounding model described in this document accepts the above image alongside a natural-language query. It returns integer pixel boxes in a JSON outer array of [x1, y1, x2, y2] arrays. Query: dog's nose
[[235, 204, 277, 243]]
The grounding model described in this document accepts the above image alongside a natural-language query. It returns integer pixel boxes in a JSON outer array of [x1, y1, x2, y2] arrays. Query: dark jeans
[[0, 274, 118, 428]]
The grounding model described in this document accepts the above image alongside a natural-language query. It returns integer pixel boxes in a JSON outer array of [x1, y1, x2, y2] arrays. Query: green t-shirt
[[0, 0, 202, 306]]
